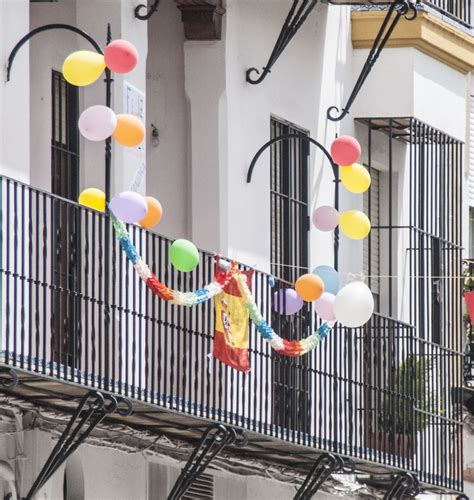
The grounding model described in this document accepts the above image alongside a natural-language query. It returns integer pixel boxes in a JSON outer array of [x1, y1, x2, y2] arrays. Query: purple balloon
[[314, 292, 336, 321], [273, 288, 304, 316], [312, 205, 339, 232], [110, 191, 147, 224]]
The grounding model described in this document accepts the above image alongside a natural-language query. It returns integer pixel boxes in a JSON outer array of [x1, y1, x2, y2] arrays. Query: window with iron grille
[[51, 70, 80, 367], [270, 117, 311, 434], [356, 117, 463, 350]]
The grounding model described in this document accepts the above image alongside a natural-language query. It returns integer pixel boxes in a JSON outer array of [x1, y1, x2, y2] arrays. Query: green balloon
[[170, 239, 199, 272]]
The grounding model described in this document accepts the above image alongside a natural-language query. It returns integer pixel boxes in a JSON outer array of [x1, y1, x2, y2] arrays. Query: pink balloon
[[110, 191, 147, 224], [314, 292, 336, 321], [104, 40, 138, 74], [79, 105, 117, 141], [312, 206, 339, 231], [330, 136, 361, 166], [273, 289, 304, 315]]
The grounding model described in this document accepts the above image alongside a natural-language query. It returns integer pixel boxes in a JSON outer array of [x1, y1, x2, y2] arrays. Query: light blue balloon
[[312, 265, 340, 295]]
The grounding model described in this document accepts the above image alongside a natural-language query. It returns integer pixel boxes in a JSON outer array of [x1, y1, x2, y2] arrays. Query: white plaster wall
[[217, 0, 356, 272], [146, 0, 188, 240], [0, 0, 30, 183]]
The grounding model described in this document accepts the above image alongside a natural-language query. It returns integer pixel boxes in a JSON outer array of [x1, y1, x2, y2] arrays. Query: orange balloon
[[113, 114, 145, 147], [295, 274, 324, 302], [140, 196, 163, 228]]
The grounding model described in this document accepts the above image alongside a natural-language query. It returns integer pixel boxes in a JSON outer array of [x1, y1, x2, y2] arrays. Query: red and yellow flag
[[213, 262, 252, 372]]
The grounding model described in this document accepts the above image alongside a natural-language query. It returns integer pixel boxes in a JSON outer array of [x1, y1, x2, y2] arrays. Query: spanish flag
[[213, 262, 252, 372]]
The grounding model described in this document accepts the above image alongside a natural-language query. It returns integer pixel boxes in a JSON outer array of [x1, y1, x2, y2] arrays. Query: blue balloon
[[312, 265, 340, 295]]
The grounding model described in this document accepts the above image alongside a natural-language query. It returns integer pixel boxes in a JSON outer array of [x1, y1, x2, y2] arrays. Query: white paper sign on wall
[[123, 81, 145, 158]]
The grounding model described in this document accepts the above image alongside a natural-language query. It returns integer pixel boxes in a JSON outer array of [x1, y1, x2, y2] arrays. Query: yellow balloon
[[339, 210, 371, 240], [78, 188, 106, 212], [62, 51, 106, 87], [340, 163, 371, 194]]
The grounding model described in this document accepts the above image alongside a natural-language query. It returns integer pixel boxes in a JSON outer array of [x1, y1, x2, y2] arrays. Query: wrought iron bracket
[[0, 367, 18, 390], [246, 0, 318, 85], [134, 0, 160, 20], [167, 424, 246, 500], [246, 133, 340, 268], [294, 453, 344, 499], [326, 0, 417, 122], [384, 472, 420, 499], [23, 391, 122, 500], [246, 133, 338, 183], [6, 24, 103, 82]]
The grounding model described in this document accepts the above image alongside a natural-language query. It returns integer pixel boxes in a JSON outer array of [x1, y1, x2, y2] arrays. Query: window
[[51, 70, 79, 200], [270, 117, 311, 434], [363, 167, 380, 311], [270, 118, 309, 282], [51, 70, 80, 367]]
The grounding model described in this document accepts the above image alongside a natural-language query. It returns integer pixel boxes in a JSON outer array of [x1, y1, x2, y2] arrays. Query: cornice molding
[[351, 10, 474, 73]]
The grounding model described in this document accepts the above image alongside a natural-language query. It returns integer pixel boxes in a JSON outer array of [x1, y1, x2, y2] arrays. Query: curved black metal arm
[[247, 133, 337, 183], [6, 23, 103, 82], [246, 0, 317, 85], [326, 0, 417, 122], [134, 0, 160, 20], [247, 133, 340, 268]]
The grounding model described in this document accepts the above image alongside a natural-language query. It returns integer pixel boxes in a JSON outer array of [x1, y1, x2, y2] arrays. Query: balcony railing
[[0, 176, 464, 493], [424, 0, 472, 26], [328, 0, 472, 26]]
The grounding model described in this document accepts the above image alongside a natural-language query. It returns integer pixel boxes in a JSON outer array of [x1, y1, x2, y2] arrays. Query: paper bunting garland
[[112, 215, 333, 357]]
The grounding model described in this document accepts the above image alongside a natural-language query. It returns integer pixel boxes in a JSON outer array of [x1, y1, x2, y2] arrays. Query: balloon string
[[270, 262, 467, 280]]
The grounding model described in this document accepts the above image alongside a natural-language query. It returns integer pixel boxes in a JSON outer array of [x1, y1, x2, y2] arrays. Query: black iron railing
[[423, 0, 472, 26], [0, 176, 464, 491]]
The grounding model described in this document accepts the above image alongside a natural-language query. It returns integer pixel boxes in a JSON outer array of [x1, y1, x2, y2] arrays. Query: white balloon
[[78, 105, 117, 141], [333, 281, 374, 328]]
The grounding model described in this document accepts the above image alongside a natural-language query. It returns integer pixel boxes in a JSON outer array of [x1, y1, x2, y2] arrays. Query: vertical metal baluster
[[125, 223, 130, 397], [5, 180, 10, 367], [84, 210, 90, 385], [97, 215, 103, 389], [162, 235, 168, 408], [172, 260, 181, 411], [144, 230, 149, 402], [20, 184, 25, 369], [207, 254, 215, 421], [118, 223, 124, 395], [13, 182, 18, 368], [132, 225, 137, 399], [76, 204, 82, 385], [197, 253, 204, 418], [91, 214, 96, 387], [150, 233, 157, 404], [136, 226, 142, 400], [200, 254, 207, 419], [111, 212, 117, 392], [34, 190, 40, 372]]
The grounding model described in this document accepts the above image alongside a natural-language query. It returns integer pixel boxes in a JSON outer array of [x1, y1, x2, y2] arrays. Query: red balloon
[[104, 40, 138, 74], [330, 136, 361, 166]]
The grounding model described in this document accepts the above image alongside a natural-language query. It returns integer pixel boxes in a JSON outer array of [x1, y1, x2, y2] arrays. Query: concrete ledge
[[351, 10, 474, 73]]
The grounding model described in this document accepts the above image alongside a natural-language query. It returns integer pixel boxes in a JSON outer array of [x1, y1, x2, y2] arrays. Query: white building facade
[[0, 0, 473, 498]]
